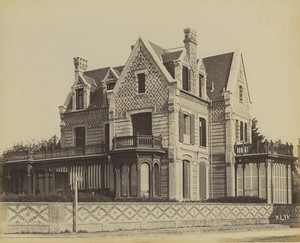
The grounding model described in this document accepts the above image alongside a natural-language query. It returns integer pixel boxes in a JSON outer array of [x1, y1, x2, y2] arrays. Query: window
[[199, 162, 207, 200], [244, 123, 248, 142], [235, 120, 239, 141], [182, 66, 190, 91], [183, 114, 190, 135], [140, 163, 150, 197], [199, 74, 204, 98], [183, 160, 190, 199], [199, 118, 207, 147], [137, 73, 145, 93], [239, 85, 243, 102], [75, 127, 85, 147], [107, 83, 115, 90], [76, 88, 84, 110], [240, 121, 244, 141]]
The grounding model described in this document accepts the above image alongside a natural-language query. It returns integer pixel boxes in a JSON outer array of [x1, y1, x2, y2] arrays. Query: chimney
[[183, 28, 198, 93], [73, 57, 88, 81], [183, 28, 197, 65]]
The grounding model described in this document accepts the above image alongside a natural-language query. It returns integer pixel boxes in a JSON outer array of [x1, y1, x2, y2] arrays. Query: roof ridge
[[203, 52, 234, 59]]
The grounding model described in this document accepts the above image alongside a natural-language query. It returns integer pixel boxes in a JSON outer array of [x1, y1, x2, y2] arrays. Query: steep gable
[[113, 37, 174, 118], [203, 52, 234, 101]]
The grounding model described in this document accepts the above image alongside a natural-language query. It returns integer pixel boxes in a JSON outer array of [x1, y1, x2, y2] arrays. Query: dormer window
[[107, 82, 115, 90], [182, 66, 190, 91], [137, 73, 146, 93], [76, 88, 84, 110]]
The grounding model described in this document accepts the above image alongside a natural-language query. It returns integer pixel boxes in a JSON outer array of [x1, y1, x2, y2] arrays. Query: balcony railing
[[3, 143, 108, 162], [234, 140, 293, 157], [112, 135, 163, 150]]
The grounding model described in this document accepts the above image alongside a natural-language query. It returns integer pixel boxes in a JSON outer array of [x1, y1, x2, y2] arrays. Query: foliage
[[4, 135, 61, 153], [251, 118, 265, 144], [205, 196, 267, 203], [114, 197, 177, 202], [292, 162, 300, 203], [1, 191, 114, 202]]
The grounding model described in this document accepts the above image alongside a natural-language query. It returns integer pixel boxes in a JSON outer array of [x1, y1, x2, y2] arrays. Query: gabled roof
[[83, 67, 110, 86], [149, 41, 165, 57], [82, 74, 96, 87], [203, 52, 234, 101], [162, 50, 183, 63]]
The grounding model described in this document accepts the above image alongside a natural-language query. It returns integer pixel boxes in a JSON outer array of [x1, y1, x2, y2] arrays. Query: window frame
[[199, 117, 207, 147], [182, 66, 190, 91], [137, 73, 146, 94], [76, 88, 84, 110]]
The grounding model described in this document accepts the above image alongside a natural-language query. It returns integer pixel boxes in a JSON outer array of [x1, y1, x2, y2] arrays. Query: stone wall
[[1, 202, 299, 234]]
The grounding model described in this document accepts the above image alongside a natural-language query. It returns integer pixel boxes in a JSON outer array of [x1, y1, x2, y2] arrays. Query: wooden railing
[[234, 140, 293, 157], [3, 143, 108, 162], [112, 135, 163, 150]]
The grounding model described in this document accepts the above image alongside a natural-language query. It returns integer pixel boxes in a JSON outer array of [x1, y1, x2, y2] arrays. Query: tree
[[4, 135, 61, 153], [251, 118, 265, 144]]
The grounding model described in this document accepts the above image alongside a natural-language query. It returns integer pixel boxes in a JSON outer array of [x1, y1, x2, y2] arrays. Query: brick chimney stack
[[73, 57, 88, 81], [183, 28, 198, 93]]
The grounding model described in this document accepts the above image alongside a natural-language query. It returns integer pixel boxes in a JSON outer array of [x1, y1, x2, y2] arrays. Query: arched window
[[140, 163, 150, 197], [130, 163, 137, 197], [183, 160, 190, 199], [121, 164, 129, 197]]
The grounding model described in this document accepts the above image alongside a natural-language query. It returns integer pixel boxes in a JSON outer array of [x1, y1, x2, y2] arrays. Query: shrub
[[204, 196, 267, 203]]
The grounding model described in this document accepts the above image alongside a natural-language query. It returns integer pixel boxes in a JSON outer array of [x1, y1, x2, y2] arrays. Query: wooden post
[[242, 164, 246, 196], [286, 164, 289, 204], [74, 176, 83, 233], [257, 163, 260, 198]]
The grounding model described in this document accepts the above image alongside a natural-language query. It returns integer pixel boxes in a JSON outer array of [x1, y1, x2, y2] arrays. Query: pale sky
[[0, 0, 299, 155]]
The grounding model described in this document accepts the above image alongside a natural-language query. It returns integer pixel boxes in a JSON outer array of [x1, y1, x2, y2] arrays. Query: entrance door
[[131, 113, 152, 135], [75, 127, 85, 147]]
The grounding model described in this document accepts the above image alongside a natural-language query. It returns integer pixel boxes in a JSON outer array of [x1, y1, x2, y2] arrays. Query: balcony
[[234, 140, 294, 157], [3, 144, 108, 163], [112, 135, 163, 151]]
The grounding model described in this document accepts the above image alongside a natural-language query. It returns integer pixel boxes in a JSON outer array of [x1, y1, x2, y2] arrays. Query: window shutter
[[190, 114, 195, 144], [179, 111, 184, 142]]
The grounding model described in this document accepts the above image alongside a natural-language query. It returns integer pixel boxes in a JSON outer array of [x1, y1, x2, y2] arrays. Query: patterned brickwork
[[7, 204, 49, 225], [64, 108, 108, 131], [211, 103, 225, 121], [3, 203, 300, 233], [76, 203, 274, 227], [115, 49, 169, 118]]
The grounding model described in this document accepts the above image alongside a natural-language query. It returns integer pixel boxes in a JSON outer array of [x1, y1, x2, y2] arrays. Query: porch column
[[265, 162, 270, 203], [137, 163, 141, 197], [84, 165, 88, 190], [234, 164, 238, 196], [257, 163, 260, 198], [52, 167, 56, 193], [270, 162, 273, 203], [242, 164, 246, 196], [32, 169, 36, 195], [115, 168, 121, 198], [44, 169, 49, 194], [286, 163, 289, 204], [25, 164, 33, 194], [149, 164, 153, 198], [18, 170, 21, 192]]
